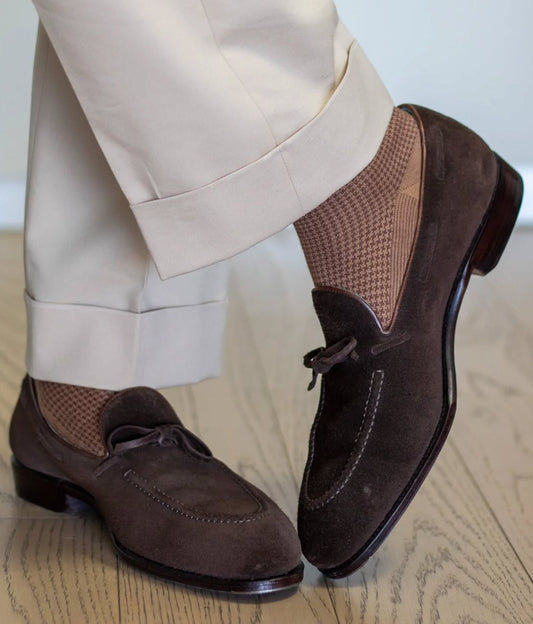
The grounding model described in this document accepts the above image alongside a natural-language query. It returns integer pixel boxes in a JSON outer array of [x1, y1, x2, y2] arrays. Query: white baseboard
[[2, 167, 533, 229]]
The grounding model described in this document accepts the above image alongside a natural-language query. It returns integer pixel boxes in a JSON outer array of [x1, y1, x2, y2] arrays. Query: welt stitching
[[305, 370, 374, 503], [308, 370, 384, 510], [145, 454, 265, 515], [304, 376, 327, 483], [125, 470, 263, 524], [152, 470, 263, 519]]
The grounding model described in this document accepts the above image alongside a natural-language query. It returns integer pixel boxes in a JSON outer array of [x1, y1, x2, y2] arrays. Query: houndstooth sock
[[294, 107, 422, 329], [34, 379, 116, 456]]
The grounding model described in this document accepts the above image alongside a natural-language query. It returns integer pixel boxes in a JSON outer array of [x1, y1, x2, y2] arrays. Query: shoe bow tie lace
[[94, 423, 212, 477], [109, 424, 212, 460], [303, 336, 359, 390]]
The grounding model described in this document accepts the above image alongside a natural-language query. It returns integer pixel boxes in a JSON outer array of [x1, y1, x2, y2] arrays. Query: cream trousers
[[25, 0, 393, 389]]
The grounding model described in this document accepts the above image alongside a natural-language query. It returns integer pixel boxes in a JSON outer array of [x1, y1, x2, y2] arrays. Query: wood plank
[[451, 238, 533, 576], [117, 563, 335, 624], [0, 516, 120, 624]]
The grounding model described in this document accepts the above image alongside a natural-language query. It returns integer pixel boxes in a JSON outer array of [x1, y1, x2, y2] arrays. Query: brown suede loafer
[[297, 105, 523, 577], [10, 376, 303, 593]]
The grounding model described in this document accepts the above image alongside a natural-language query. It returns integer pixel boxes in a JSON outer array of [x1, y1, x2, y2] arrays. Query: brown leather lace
[[95, 423, 212, 476], [303, 336, 359, 390]]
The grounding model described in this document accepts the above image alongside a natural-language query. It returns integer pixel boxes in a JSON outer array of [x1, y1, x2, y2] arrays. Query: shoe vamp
[[113, 445, 264, 519], [307, 366, 374, 499], [305, 327, 443, 504]]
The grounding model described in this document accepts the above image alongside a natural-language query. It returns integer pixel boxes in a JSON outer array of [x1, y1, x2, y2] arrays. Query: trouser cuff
[[25, 292, 227, 390], [131, 41, 394, 279]]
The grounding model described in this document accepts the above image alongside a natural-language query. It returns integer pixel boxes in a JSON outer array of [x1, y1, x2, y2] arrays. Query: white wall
[[1, 0, 532, 226], [0, 1, 36, 227], [0, 2, 36, 178], [338, 0, 533, 164]]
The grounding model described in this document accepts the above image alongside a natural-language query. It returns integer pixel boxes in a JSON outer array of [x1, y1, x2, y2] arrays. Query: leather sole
[[320, 154, 523, 579], [11, 457, 304, 594]]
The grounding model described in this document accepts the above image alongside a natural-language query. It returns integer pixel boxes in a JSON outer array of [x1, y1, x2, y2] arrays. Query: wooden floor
[[0, 228, 532, 623]]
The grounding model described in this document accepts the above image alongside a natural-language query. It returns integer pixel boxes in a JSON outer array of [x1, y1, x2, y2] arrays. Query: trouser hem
[[25, 292, 227, 390]]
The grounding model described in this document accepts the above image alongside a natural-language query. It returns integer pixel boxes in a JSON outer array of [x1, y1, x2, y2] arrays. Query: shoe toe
[[101, 451, 302, 582]]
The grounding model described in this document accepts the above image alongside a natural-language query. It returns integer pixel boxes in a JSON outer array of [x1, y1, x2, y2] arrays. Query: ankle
[[295, 107, 422, 329], [34, 379, 116, 456]]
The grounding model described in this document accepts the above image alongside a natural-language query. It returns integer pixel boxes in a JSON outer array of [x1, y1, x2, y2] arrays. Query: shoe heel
[[471, 155, 524, 276], [12, 458, 69, 512]]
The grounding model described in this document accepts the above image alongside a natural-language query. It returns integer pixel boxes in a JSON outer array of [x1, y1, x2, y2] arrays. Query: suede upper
[[298, 104, 501, 571], [10, 376, 302, 581]]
